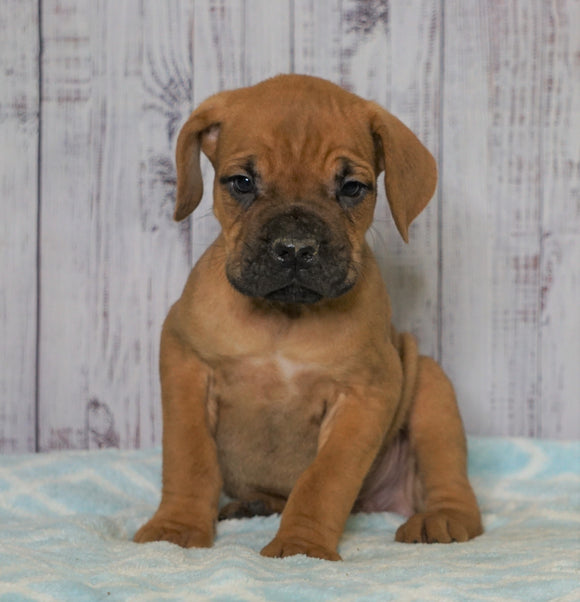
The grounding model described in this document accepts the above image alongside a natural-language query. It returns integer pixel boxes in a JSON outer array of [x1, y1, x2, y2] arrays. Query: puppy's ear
[[368, 102, 437, 242], [174, 92, 231, 221]]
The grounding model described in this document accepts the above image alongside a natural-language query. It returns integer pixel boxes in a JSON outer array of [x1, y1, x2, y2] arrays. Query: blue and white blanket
[[0, 438, 578, 601]]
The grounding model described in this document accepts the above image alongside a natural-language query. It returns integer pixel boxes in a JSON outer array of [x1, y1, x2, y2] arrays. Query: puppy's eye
[[340, 181, 365, 197], [231, 175, 255, 195], [337, 180, 368, 206]]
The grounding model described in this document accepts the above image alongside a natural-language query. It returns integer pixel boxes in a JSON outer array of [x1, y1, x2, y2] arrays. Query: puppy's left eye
[[338, 180, 368, 205], [231, 175, 255, 195]]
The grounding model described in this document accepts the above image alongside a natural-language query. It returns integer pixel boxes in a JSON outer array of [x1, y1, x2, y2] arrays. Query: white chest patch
[[242, 352, 315, 392], [274, 353, 310, 382]]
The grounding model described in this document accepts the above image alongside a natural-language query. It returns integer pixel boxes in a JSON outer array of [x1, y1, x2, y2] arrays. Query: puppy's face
[[213, 94, 378, 304], [174, 76, 437, 305]]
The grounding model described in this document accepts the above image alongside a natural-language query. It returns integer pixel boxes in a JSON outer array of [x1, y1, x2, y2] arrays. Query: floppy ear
[[174, 92, 231, 221], [369, 102, 437, 242]]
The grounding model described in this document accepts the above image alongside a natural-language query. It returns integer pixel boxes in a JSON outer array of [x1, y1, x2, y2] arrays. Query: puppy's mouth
[[264, 283, 323, 304], [228, 272, 355, 305]]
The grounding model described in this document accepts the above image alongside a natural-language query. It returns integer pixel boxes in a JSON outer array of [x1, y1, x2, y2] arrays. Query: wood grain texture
[[293, 0, 344, 81], [538, 0, 580, 438], [0, 0, 39, 452], [39, 0, 95, 451], [38, 0, 194, 450], [441, 0, 545, 436]]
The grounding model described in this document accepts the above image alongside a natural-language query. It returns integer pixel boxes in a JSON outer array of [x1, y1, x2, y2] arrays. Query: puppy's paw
[[133, 517, 214, 549], [395, 510, 483, 544], [260, 536, 341, 561]]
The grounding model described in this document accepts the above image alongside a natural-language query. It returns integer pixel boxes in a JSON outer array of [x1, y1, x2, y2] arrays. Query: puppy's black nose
[[272, 237, 319, 268]]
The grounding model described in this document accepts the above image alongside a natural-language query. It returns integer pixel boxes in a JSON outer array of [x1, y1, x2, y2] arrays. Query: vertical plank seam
[[289, 0, 295, 73], [437, 0, 445, 365], [35, 0, 44, 453], [187, 1, 195, 267], [535, 0, 547, 438], [242, 0, 247, 84], [338, 0, 344, 81]]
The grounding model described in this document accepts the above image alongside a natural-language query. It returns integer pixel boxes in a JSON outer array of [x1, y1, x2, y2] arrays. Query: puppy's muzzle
[[227, 209, 355, 305]]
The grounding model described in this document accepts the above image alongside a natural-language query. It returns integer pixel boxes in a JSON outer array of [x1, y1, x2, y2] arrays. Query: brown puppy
[[134, 75, 482, 560]]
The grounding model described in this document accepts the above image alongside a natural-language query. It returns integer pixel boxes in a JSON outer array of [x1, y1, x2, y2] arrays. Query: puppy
[[134, 75, 482, 560]]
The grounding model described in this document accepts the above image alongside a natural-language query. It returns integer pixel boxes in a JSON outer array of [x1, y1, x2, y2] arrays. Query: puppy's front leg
[[395, 357, 483, 543], [261, 384, 397, 561], [134, 318, 222, 548]]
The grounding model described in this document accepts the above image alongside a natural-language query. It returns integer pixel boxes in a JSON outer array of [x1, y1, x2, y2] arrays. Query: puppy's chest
[[208, 354, 335, 499]]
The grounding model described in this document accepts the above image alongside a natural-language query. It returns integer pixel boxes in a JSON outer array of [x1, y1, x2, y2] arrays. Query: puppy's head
[[174, 75, 436, 305]]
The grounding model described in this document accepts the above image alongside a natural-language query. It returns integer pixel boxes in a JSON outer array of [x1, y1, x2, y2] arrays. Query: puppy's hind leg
[[395, 357, 483, 544]]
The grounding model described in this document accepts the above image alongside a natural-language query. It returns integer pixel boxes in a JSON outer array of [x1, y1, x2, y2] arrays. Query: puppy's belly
[[354, 430, 416, 517], [211, 358, 330, 502]]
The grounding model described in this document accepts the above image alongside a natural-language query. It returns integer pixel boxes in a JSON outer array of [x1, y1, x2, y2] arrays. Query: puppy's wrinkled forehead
[[175, 74, 437, 241], [215, 79, 376, 185]]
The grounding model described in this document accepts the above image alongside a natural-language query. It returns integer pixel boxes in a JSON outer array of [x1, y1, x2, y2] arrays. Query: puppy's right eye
[[219, 173, 258, 208]]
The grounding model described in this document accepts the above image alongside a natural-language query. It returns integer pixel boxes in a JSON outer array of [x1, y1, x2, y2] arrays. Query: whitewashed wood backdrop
[[0, 0, 578, 453]]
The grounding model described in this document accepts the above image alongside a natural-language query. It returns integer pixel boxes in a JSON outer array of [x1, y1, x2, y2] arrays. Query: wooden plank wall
[[0, 0, 39, 452], [0, 0, 578, 452]]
